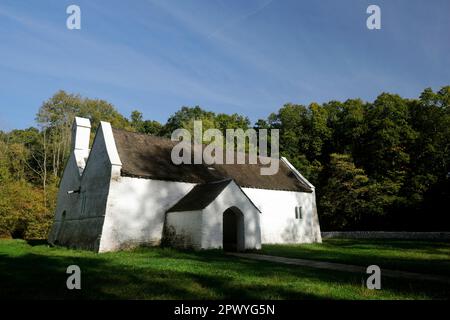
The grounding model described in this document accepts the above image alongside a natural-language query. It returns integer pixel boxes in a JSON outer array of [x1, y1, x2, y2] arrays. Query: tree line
[[1, 87, 449, 238]]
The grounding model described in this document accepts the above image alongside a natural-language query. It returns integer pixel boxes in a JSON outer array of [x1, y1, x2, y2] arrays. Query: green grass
[[0, 239, 448, 300], [261, 239, 450, 277]]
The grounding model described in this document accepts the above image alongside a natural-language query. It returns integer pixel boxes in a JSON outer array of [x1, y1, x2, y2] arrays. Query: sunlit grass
[[0, 239, 448, 300]]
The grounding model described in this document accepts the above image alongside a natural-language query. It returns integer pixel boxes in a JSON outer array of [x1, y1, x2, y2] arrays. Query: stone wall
[[321, 231, 450, 240]]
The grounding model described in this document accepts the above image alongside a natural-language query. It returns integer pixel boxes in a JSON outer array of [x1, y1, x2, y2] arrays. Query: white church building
[[48, 117, 322, 252]]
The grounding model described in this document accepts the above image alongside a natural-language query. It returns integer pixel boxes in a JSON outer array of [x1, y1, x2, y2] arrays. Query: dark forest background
[[1, 86, 449, 239]]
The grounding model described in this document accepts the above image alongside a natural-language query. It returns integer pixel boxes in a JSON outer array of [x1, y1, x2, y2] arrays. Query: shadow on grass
[[26, 239, 49, 247], [0, 250, 325, 299], [1, 243, 449, 300]]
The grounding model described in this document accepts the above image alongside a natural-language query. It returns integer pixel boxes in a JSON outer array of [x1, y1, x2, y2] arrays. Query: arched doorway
[[223, 207, 245, 252]]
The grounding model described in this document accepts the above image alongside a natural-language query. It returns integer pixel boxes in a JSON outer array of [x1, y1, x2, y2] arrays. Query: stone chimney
[[71, 117, 91, 174]]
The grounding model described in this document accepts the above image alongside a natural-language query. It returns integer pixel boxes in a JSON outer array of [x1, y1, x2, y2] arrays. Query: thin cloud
[[207, 0, 274, 39], [0, 4, 259, 109], [146, 0, 311, 99]]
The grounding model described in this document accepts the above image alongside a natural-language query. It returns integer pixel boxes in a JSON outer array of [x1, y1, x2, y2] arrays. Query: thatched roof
[[112, 128, 312, 192]]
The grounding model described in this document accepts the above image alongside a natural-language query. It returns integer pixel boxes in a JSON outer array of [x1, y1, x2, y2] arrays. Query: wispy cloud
[[206, 0, 274, 39], [146, 0, 315, 99], [0, 3, 262, 109], [1, 0, 449, 129]]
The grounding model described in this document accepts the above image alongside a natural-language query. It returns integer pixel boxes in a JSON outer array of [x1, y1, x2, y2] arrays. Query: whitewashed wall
[[100, 178, 196, 252], [49, 121, 114, 251], [202, 182, 261, 250], [51, 117, 321, 252], [48, 118, 89, 245], [165, 210, 203, 249], [103, 178, 319, 252], [48, 153, 82, 245], [165, 181, 261, 251], [242, 188, 322, 244]]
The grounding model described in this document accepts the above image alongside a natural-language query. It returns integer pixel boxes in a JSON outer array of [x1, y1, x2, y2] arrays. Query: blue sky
[[0, 0, 449, 130]]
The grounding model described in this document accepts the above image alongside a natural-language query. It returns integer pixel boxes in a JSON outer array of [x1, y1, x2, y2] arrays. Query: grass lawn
[[0, 239, 449, 300], [261, 239, 450, 277]]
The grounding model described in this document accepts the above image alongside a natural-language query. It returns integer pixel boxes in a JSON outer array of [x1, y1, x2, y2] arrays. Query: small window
[[295, 206, 303, 220]]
